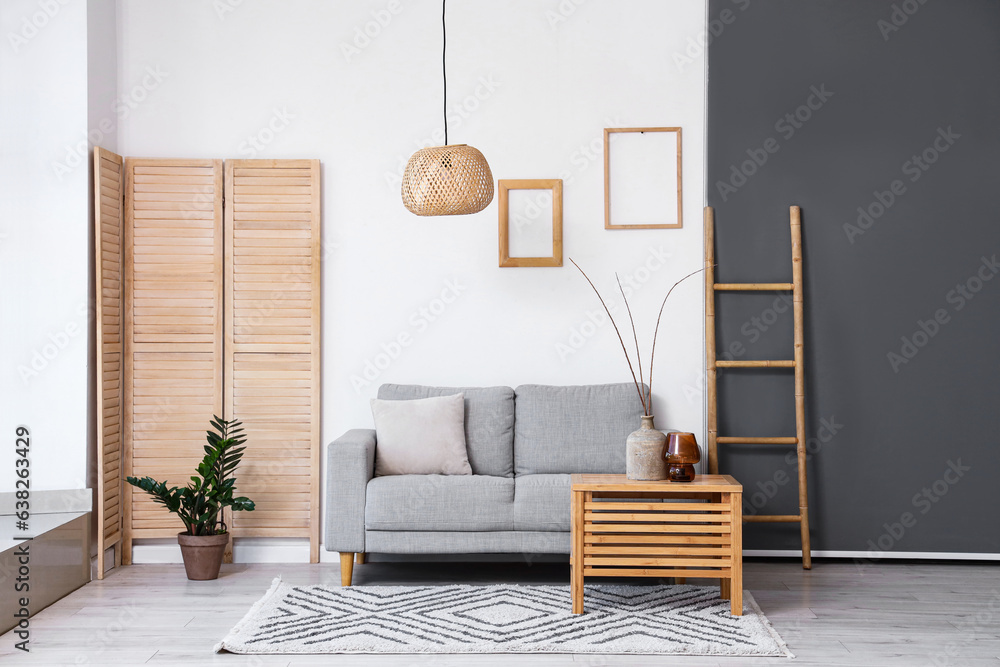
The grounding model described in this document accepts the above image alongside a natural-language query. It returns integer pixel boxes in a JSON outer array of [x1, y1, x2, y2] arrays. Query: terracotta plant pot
[[177, 532, 229, 580]]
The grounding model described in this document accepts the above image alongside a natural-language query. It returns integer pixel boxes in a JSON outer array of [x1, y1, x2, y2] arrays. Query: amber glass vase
[[665, 432, 701, 482]]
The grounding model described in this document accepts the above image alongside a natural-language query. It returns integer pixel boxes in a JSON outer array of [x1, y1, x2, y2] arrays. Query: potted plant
[[126, 415, 255, 580]]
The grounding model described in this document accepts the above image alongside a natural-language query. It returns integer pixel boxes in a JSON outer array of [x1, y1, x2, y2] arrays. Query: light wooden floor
[[1, 558, 999, 666]]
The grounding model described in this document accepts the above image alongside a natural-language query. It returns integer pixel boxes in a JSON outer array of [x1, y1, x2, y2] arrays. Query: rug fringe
[[745, 591, 795, 659], [214, 576, 283, 654]]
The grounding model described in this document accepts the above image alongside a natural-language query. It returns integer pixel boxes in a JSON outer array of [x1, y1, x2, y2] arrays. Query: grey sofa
[[325, 382, 644, 585]]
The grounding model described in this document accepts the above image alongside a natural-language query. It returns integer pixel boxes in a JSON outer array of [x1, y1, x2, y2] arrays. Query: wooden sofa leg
[[356, 552, 367, 565], [340, 552, 354, 586]]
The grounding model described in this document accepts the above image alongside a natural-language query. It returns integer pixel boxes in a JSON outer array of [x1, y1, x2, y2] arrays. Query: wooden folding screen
[[121, 159, 225, 564], [95, 155, 320, 573], [224, 160, 322, 562], [93, 148, 124, 579]]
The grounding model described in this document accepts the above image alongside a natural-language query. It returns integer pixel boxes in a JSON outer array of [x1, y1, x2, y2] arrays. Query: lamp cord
[[442, 0, 448, 146]]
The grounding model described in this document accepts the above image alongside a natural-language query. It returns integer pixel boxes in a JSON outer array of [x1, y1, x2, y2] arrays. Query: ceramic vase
[[626, 415, 668, 481]]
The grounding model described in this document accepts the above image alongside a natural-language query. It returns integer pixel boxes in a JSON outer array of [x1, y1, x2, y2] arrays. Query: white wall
[[0, 0, 91, 492], [86, 0, 119, 557], [115, 0, 708, 559], [87, 0, 118, 154]]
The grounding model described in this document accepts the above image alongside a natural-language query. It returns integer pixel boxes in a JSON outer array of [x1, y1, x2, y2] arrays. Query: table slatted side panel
[[582, 501, 733, 578], [224, 159, 321, 561], [94, 147, 124, 579], [123, 159, 224, 554]]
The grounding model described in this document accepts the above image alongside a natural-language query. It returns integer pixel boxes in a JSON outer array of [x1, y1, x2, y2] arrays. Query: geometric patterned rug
[[215, 578, 792, 657]]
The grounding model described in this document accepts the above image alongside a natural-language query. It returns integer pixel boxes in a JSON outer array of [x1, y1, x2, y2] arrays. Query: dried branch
[[616, 273, 647, 415], [570, 258, 648, 415], [647, 266, 711, 409]]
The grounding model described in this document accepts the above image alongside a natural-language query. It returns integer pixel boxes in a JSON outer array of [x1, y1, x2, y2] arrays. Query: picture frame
[[498, 179, 563, 268], [604, 127, 683, 230]]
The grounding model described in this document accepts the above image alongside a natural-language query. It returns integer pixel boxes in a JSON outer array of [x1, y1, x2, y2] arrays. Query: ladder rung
[[744, 514, 801, 523], [716, 360, 795, 368], [713, 282, 794, 291], [717, 437, 797, 444]]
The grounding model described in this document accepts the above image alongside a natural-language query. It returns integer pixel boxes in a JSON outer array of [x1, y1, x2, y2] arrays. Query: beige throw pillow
[[370, 393, 472, 476]]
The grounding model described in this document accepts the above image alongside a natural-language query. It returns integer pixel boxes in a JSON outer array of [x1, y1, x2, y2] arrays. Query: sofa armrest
[[325, 429, 376, 553]]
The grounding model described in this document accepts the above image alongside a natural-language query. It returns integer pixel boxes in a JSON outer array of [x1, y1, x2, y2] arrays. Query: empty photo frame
[[604, 127, 682, 230], [498, 179, 563, 267]]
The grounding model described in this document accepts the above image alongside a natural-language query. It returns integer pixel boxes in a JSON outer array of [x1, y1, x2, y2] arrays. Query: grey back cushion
[[513, 383, 646, 475], [377, 384, 515, 477]]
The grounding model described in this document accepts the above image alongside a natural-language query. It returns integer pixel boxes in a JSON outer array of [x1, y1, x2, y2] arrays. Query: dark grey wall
[[706, 0, 1000, 554]]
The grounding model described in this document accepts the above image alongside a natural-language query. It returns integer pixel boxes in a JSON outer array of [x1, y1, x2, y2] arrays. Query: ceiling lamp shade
[[401, 0, 493, 216], [401, 144, 494, 216]]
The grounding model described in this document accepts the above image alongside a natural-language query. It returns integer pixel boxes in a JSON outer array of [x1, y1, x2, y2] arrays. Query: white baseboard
[[131, 538, 343, 564], [126, 544, 1000, 564], [744, 549, 1000, 561]]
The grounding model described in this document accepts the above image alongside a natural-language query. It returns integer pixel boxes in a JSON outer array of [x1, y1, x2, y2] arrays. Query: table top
[[570, 473, 742, 493]]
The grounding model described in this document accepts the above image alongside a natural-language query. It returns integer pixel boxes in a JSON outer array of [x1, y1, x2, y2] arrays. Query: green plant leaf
[[130, 415, 254, 535]]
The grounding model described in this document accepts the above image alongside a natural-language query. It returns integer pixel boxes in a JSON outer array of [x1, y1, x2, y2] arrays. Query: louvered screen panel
[[225, 159, 321, 562], [122, 159, 223, 562], [94, 147, 124, 579]]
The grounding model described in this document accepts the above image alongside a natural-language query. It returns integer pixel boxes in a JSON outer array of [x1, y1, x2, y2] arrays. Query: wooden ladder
[[704, 205, 812, 570]]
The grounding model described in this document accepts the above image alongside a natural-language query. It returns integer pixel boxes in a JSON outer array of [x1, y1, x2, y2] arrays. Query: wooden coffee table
[[570, 473, 743, 615]]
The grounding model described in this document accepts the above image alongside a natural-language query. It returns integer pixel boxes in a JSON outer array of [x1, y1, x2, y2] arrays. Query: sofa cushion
[[365, 474, 514, 532], [513, 383, 645, 475], [370, 394, 472, 476], [513, 474, 570, 531], [378, 384, 515, 477]]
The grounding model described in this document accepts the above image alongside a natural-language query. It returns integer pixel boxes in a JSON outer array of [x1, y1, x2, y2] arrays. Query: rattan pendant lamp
[[401, 0, 494, 216]]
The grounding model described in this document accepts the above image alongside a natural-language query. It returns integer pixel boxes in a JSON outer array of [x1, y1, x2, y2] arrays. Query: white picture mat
[[608, 130, 680, 227], [507, 189, 554, 258]]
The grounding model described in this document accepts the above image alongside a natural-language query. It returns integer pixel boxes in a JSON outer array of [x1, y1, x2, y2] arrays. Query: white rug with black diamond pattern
[[215, 578, 792, 656]]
